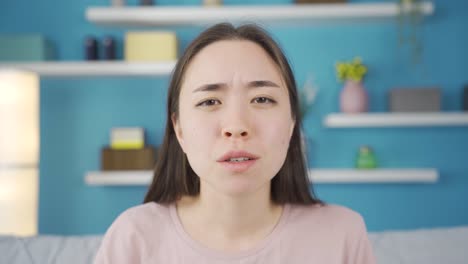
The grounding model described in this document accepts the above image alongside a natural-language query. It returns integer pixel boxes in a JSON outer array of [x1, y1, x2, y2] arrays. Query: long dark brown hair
[[144, 23, 322, 206]]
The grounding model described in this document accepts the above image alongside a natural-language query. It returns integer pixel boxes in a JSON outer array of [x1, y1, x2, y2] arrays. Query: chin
[[219, 178, 270, 198]]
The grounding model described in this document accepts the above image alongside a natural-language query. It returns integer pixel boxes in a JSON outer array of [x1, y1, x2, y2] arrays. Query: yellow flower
[[335, 57, 368, 82]]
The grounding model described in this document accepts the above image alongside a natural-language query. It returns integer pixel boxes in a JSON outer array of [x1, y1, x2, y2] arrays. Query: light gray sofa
[[1, 226, 467, 264], [0, 235, 101, 264]]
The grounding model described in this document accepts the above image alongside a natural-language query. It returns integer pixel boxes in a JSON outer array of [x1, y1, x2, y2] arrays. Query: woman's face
[[173, 40, 295, 197]]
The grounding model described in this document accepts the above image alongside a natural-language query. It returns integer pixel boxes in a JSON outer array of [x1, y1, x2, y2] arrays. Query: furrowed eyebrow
[[193, 83, 227, 93], [247, 80, 280, 89], [193, 80, 280, 93]]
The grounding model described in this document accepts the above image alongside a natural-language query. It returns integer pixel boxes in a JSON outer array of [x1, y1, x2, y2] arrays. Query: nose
[[223, 128, 249, 138], [221, 106, 251, 139]]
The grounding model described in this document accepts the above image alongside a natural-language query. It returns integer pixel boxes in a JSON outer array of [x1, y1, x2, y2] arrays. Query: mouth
[[217, 151, 259, 162], [224, 157, 255, 162], [217, 151, 259, 173]]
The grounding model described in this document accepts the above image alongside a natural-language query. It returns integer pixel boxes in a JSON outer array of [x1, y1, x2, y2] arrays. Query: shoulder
[[280, 204, 375, 263], [103, 202, 171, 238], [289, 203, 363, 222], [119, 202, 171, 224], [286, 203, 367, 236], [278, 204, 374, 263], [94, 203, 173, 262]]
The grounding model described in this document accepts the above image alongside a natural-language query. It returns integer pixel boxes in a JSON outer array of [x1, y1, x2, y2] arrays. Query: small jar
[[102, 36, 116, 60], [84, 36, 98, 61]]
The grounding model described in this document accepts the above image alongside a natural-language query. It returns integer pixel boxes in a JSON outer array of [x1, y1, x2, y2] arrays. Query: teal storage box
[[0, 35, 54, 61]]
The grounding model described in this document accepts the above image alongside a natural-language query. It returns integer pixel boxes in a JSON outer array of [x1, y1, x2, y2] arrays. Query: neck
[[176, 182, 283, 251]]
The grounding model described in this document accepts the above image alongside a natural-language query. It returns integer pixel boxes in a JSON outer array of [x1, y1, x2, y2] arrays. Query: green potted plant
[[298, 75, 319, 120], [297, 74, 319, 162], [397, 0, 425, 64], [335, 57, 368, 113]]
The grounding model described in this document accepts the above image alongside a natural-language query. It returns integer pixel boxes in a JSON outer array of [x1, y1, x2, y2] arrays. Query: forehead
[[182, 40, 285, 90]]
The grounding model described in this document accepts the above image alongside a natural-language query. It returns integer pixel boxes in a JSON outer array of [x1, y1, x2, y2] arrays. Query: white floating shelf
[[85, 171, 152, 186], [86, 2, 434, 27], [325, 112, 468, 128], [85, 168, 438, 186], [309, 169, 438, 183], [0, 61, 176, 77]]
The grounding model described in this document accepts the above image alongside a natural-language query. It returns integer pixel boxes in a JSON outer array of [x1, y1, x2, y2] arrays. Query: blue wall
[[1, 0, 467, 235]]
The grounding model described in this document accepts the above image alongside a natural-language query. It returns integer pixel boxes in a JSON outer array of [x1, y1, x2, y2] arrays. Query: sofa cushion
[[0, 235, 101, 264], [368, 226, 468, 264]]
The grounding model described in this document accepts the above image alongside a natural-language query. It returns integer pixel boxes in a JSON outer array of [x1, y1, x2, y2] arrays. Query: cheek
[[179, 114, 220, 177], [180, 113, 218, 153], [261, 116, 293, 151]]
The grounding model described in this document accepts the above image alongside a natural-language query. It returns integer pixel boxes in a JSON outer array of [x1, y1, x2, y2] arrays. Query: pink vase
[[340, 80, 368, 113]]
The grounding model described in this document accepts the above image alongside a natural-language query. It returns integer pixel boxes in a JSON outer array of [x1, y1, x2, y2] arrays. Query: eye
[[196, 99, 221, 107], [252, 97, 276, 104]]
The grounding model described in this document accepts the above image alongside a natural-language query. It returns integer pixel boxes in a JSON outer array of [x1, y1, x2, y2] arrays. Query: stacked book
[[101, 127, 156, 170]]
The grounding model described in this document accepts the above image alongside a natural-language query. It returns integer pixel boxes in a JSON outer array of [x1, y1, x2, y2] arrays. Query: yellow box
[[124, 31, 177, 61], [110, 127, 145, 150], [111, 141, 145, 150]]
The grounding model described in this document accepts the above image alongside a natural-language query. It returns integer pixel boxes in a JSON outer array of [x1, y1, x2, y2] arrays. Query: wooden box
[[295, 0, 346, 4], [101, 146, 157, 170]]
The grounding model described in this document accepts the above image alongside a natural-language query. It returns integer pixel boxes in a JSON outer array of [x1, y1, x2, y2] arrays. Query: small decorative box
[[124, 31, 177, 61], [101, 147, 157, 170], [389, 87, 441, 112], [110, 127, 145, 150], [0, 34, 54, 61]]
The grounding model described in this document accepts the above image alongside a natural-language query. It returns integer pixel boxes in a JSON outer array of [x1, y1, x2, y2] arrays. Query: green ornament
[[356, 146, 377, 169]]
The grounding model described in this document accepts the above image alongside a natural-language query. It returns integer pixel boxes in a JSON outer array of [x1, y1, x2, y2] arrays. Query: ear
[[171, 113, 186, 153]]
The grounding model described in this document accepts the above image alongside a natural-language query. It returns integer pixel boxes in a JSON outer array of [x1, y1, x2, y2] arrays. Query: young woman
[[94, 23, 376, 264]]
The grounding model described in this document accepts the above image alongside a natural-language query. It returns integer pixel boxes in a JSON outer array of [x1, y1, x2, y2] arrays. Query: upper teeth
[[229, 157, 250, 162]]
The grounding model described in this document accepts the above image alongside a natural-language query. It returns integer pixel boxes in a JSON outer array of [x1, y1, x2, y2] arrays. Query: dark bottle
[[84, 36, 98, 60], [102, 36, 116, 60], [463, 85, 468, 111], [140, 0, 153, 5]]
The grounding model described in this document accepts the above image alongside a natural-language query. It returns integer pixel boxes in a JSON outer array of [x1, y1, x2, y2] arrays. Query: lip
[[217, 150, 260, 162], [217, 150, 260, 173]]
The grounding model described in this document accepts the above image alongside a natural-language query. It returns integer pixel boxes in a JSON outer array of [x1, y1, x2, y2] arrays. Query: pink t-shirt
[[94, 202, 376, 264]]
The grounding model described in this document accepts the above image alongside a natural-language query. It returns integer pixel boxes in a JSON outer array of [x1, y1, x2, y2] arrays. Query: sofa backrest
[[0, 235, 101, 264], [1, 226, 468, 264]]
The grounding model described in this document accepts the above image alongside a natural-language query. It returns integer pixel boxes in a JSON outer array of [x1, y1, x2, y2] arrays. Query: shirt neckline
[[169, 201, 291, 260]]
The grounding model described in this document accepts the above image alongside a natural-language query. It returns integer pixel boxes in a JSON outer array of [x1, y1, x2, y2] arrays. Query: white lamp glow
[[0, 70, 39, 236]]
